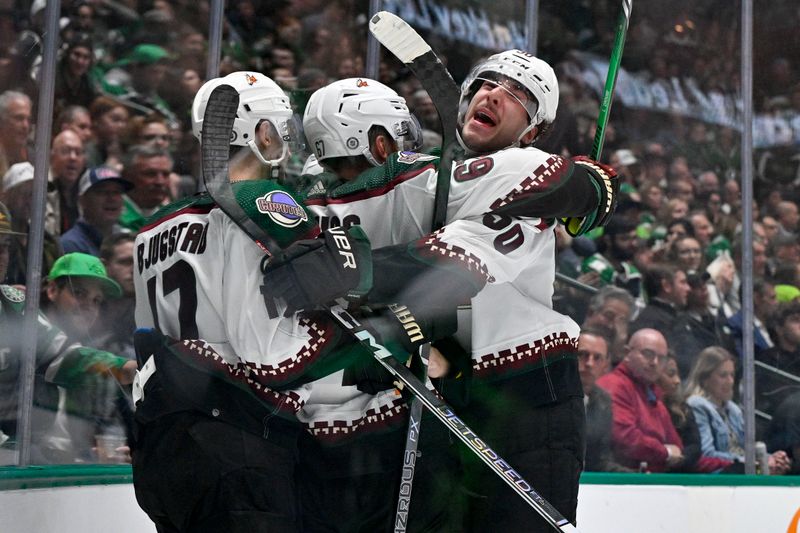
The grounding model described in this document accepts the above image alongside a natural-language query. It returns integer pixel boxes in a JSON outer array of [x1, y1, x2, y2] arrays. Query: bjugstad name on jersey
[[137, 221, 208, 274]]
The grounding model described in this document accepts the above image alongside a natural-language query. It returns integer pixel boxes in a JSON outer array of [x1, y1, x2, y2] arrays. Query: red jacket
[[596, 361, 683, 472]]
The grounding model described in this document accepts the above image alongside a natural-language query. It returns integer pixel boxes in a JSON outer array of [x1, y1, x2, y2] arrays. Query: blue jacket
[[60, 219, 104, 256], [687, 394, 744, 462]]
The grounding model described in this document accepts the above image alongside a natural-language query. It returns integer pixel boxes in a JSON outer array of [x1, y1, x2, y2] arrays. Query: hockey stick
[[201, 84, 578, 533], [590, 0, 633, 160], [369, 10, 460, 232], [368, 12, 460, 531]]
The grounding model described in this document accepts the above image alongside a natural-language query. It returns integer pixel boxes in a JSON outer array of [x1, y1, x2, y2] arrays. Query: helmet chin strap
[[247, 138, 289, 179]]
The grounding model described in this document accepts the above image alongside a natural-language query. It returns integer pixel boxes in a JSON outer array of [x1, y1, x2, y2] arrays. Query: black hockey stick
[[201, 84, 578, 533], [368, 12, 460, 531]]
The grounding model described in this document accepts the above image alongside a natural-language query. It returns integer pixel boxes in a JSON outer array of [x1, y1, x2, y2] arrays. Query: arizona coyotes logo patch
[[245, 73, 258, 86], [256, 191, 308, 228], [397, 151, 437, 164], [356, 78, 369, 87]]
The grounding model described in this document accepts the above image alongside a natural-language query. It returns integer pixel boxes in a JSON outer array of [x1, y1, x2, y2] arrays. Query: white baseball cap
[[2, 162, 34, 192], [614, 149, 638, 167]]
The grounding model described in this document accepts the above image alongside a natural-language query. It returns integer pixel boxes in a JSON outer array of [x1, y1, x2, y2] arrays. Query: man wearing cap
[[43, 252, 122, 342], [104, 44, 176, 122], [37, 253, 132, 461], [61, 166, 133, 256], [1, 162, 62, 286], [611, 149, 642, 186], [0, 212, 136, 463]]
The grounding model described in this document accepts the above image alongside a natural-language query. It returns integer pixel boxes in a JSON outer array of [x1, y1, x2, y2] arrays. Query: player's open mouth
[[473, 109, 496, 127]]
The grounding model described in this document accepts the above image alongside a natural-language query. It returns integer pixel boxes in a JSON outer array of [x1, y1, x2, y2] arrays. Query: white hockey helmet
[[458, 50, 559, 145], [303, 78, 422, 167], [191, 71, 299, 167]]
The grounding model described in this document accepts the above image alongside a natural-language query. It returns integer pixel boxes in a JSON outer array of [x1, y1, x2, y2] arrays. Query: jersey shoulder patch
[[234, 180, 317, 246]]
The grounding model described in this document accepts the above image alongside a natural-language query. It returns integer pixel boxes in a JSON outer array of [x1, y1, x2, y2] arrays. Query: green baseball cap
[[48, 253, 122, 298], [775, 284, 800, 303], [117, 44, 171, 66]]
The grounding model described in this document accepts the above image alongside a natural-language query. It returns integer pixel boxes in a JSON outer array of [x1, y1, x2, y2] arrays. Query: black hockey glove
[[261, 226, 373, 317], [561, 156, 619, 237]]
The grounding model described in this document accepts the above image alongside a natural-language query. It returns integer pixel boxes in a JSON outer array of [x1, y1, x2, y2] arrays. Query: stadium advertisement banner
[[571, 52, 800, 149]]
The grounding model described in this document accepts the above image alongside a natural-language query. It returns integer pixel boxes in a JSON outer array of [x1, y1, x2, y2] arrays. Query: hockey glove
[[261, 226, 373, 317], [561, 156, 619, 237]]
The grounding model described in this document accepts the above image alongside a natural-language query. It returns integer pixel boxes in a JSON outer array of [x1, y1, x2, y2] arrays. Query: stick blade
[[201, 84, 277, 253], [369, 11, 431, 64], [201, 84, 238, 200]]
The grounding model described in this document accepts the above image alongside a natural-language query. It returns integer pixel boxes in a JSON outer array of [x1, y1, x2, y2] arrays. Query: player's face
[[461, 76, 536, 153]]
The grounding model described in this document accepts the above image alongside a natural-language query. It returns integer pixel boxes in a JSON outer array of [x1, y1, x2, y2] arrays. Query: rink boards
[[0, 467, 799, 533]]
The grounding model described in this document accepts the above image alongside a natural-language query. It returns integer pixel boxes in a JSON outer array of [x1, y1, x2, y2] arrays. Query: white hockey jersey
[[299, 147, 586, 442], [134, 181, 356, 414]]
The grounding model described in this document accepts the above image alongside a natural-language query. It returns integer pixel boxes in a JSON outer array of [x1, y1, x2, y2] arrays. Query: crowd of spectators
[[0, 0, 799, 472]]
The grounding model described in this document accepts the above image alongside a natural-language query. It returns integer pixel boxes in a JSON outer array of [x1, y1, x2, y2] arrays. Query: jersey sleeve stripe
[[140, 205, 215, 232], [307, 163, 435, 206]]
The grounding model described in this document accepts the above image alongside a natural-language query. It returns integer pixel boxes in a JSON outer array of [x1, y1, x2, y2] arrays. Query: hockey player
[[265, 50, 619, 531], [294, 78, 465, 532], [131, 72, 349, 532], [130, 72, 474, 532]]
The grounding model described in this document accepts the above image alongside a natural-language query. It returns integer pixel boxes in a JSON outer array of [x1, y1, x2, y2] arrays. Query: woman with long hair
[[686, 346, 793, 474], [54, 34, 98, 113]]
